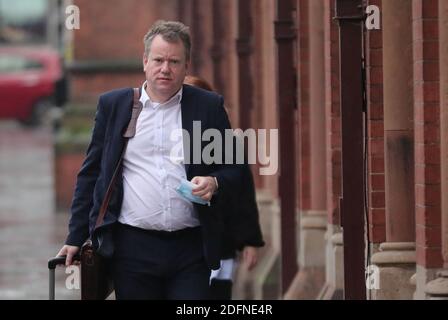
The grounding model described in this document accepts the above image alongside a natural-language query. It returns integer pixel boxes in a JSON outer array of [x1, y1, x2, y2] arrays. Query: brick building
[[66, 0, 448, 299]]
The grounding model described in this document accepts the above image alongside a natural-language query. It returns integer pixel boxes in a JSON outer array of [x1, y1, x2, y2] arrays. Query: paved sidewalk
[[0, 121, 79, 299]]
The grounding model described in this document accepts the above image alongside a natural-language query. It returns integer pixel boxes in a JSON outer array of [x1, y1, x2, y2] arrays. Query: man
[[57, 20, 241, 299]]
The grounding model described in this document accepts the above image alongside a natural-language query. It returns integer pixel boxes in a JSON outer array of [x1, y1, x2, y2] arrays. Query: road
[[0, 121, 79, 299]]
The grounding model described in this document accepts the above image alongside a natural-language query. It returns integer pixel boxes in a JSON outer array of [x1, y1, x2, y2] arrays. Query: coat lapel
[[181, 84, 197, 176], [111, 88, 133, 169]]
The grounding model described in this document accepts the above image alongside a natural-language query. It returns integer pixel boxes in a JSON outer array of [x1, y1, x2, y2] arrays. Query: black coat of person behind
[[217, 161, 265, 259]]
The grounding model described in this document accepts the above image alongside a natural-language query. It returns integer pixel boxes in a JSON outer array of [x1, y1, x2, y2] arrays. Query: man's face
[[143, 35, 189, 102]]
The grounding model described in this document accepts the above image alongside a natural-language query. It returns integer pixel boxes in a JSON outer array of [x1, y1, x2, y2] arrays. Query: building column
[[318, 0, 343, 300], [297, 0, 311, 214], [287, 0, 326, 299], [365, 0, 386, 300], [411, 0, 444, 300], [234, 193, 282, 300], [370, 0, 416, 300], [275, 0, 298, 294], [283, 0, 311, 299], [304, 0, 327, 284], [336, 0, 366, 299], [236, 0, 254, 131], [425, 0, 448, 300], [190, 0, 213, 81]]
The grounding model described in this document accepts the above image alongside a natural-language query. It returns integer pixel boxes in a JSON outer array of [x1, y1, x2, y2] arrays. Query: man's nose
[[161, 61, 170, 73]]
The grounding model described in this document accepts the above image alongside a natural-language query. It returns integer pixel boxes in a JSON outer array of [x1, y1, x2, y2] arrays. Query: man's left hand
[[191, 176, 218, 202]]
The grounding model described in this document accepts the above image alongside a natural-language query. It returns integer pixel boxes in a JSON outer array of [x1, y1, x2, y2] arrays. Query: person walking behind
[[184, 75, 265, 300]]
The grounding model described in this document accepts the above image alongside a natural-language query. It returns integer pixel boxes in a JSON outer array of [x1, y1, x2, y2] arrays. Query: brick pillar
[[302, 0, 326, 276], [318, 0, 343, 300], [294, 2, 309, 288], [191, 0, 214, 82], [437, 0, 448, 272], [425, 0, 448, 300], [287, 0, 326, 300], [250, 0, 282, 300], [256, 0, 279, 196], [297, 0, 311, 213], [370, 0, 417, 300], [412, 0, 444, 300], [365, 0, 386, 298], [250, 0, 267, 188], [309, 0, 327, 211], [366, 0, 386, 251]]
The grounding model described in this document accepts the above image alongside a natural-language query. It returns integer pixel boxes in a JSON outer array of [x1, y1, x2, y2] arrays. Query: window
[[0, 0, 49, 44], [0, 55, 43, 73]]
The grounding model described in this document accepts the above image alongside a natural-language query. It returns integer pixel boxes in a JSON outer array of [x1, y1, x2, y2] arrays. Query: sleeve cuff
[[213, 177, 219, 193]]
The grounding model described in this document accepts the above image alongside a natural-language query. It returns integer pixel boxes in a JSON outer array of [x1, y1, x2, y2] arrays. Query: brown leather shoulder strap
[[95, 88, 141, 229], [123, 88, 143, 138]]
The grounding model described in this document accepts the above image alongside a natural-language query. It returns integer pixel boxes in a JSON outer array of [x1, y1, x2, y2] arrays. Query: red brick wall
[[71, 72, 144, 102], [366, 0, 386, 244], [297, 0, 311, 210], [73, 0, 179, 60], [324, 0, 341, 225], [71, 0, 179, 101], [413, 0, 443, 268]]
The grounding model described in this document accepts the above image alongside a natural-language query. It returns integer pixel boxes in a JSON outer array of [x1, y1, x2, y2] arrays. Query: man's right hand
[[56, 245, 80, 266]]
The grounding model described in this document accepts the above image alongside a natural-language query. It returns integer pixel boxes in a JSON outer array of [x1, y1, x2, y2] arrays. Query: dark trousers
[[210, 279, 233, 300], [112, 223, 211, 300]]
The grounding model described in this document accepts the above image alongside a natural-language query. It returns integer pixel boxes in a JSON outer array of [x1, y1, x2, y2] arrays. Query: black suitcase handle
[[48, 254, 81, 300], [48, 255, 80, 269]]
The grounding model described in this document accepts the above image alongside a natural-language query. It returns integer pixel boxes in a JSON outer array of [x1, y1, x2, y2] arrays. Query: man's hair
[[143, 20, 191, 61]]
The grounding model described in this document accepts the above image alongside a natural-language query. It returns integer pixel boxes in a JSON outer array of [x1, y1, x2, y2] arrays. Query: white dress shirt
[[118, 82, 200, 231]]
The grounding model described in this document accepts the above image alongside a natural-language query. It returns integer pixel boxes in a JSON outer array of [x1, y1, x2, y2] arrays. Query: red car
[[0, 45, 67, 126]]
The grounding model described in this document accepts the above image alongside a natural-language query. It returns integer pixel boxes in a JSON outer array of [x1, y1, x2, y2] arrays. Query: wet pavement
[[0, 121, 79, 300]]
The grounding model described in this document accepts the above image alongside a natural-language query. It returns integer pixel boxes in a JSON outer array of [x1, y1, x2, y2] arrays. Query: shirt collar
[[140, 81, 183, 109]]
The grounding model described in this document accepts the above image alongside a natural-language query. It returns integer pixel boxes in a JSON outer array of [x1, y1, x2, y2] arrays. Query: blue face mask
[[176, 179, 210, 206]]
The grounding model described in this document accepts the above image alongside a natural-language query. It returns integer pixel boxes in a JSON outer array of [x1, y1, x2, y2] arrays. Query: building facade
[[67, 0, 448, 299]]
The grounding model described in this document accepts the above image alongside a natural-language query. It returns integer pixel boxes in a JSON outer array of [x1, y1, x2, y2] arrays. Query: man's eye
[[170, 60, 180, 65], [154, 58, 163, 63]]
